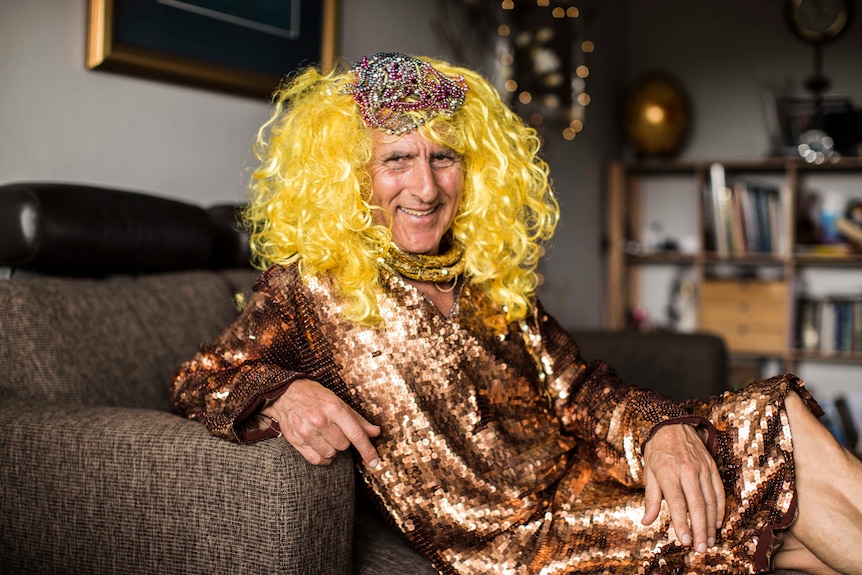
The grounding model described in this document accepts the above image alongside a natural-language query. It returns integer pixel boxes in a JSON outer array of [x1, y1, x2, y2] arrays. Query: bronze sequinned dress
[[171, 264, 819, 575]]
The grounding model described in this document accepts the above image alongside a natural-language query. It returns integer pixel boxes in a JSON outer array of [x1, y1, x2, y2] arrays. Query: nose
[[409, 160, 438, 203]]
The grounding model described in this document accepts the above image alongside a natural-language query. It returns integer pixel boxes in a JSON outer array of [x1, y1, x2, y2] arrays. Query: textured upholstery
[[0, 401, 356, 574], [569, 329, 729, 401], [0, 270, 251, 409], [0, 268, 357, 574]]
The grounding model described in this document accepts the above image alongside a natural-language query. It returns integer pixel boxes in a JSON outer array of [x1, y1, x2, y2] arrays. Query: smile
[[399, 206, 437, 217]]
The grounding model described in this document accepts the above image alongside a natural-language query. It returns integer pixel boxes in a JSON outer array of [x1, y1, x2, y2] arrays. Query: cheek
[[368, 181, 387, 210], [447, 174, 465, 205], [369, 172, 401, 207]]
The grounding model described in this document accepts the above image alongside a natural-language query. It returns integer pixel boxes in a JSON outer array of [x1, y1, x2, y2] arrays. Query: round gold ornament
[[624, 72, 690, 157]]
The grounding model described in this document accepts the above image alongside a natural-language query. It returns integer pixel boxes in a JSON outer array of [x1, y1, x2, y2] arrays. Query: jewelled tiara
[[342, 53, 468, 135]]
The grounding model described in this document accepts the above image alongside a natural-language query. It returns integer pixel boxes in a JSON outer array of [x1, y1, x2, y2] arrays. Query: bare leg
[[773, 532, 842, 575], [772, 391, 862, 575]]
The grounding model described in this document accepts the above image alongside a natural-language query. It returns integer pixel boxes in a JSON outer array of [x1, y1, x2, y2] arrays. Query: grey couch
[[0, 182, 800, 574]]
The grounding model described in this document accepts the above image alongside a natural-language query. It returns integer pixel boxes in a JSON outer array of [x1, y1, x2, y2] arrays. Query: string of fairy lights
[[495, 0, 592, 141]]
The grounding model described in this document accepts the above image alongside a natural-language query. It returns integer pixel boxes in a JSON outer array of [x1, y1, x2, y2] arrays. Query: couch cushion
[[0, 269, 258, 410], [568, 330, 729, 401]]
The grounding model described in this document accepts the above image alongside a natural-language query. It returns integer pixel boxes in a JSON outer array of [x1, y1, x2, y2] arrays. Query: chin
[[393, 238, 443, 256]]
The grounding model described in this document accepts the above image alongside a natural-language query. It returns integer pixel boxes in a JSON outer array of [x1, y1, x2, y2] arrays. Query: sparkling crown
[[342, 53, 468, 134]]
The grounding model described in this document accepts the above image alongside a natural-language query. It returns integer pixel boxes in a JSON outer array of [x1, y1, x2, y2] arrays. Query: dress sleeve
[[535, 305, 711, 486], [170, 267, 311, 443]]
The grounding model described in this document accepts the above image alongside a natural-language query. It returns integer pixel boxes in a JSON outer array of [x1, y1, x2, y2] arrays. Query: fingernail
[[716, 520, 723, 529], [681, 534, 692, 546], [697, 542, 707, 554], [368, 458, 379, 468], [708, 537, 715, 548]]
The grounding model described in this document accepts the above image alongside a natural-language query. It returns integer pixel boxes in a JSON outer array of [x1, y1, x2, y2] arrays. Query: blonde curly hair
[[244, 54, 559, 325]]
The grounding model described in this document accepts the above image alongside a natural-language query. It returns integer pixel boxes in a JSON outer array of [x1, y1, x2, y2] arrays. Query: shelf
[[622, 251, 862, 267], [623, 252, 788, 266], [604, 156, 862, 377], [613, 156, 862, 174], [623, 252, 696, 265], [791, 350, 862, 364], [794, 253, 862, 267]]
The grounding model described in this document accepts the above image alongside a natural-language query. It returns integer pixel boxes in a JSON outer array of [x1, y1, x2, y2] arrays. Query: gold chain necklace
[[433, 277, 458, 293]]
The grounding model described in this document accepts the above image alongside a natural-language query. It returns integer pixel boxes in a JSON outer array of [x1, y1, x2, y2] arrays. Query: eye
[[383, 153, 413, 167], [430, 151, 459, 169]]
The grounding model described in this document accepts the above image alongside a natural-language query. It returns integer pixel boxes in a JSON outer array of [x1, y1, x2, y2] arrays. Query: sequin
[[171, 264, 819, 574]]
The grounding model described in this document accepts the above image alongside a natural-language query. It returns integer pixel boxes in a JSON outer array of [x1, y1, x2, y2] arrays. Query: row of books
[[796, 295, 862, 354], [703, 163, 789, 257]]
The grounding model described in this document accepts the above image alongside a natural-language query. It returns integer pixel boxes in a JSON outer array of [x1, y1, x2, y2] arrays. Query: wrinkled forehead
[[368, 126, 462, 161]]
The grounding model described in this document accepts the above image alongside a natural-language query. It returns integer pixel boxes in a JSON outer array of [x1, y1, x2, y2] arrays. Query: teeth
[[400, 206, 435, 216]]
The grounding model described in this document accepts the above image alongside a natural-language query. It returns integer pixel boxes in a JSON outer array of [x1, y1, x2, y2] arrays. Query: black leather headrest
[[0, 182, 249, 274], [208, 204, 253, 269]]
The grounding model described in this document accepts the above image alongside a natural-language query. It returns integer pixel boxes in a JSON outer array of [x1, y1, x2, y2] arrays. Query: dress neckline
[[380, 269, 464, 320]]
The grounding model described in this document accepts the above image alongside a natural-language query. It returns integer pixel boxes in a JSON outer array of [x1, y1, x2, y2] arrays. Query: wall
[[626, 0, 862, 158], [0, 0, 445, 205], [533, 1, 627, 330], [0, 1, 268, 204]]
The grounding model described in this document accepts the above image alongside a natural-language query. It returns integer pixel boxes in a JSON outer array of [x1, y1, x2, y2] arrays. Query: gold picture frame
[[87, 0, 337, 99]]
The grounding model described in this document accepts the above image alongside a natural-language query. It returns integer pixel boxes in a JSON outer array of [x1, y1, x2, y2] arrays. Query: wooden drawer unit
[[699, 279, 790, 354]]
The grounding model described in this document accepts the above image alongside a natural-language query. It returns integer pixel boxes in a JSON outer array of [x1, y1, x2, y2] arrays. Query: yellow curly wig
[[244, 54, 559, 325]]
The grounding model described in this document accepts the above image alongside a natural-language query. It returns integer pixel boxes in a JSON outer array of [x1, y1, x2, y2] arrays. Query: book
[[703, 165, 784, 258], [820, 299, 836, 354], [835, 299, 854, 352], [796, 298, 820, 350], [729, 181, 748, 255], [708, 163, 730, 257], [701, 182, 716, 252]]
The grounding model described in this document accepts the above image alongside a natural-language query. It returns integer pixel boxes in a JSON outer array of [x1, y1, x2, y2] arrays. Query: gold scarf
[[380, 239, 465, 283]]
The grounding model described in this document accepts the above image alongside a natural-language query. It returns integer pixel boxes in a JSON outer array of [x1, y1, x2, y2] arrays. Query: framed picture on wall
[[87, 0, 338, 99]]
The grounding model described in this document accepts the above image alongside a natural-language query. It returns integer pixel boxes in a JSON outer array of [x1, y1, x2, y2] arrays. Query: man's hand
[[641, 423, 726, 554], [262, 378, 381, 468]]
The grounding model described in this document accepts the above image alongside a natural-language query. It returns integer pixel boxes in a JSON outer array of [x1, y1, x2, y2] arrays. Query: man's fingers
[[341, 412, 380, 467], [712, 468, 726, 529], [700, 469, 719, 547], [641, 471, 663, 525], [663, 487, 694, 549], [361, 417, 382, 437], [685, 493, 708, 553], [271, 379, 381, 467], [291, 437, 339, 466]]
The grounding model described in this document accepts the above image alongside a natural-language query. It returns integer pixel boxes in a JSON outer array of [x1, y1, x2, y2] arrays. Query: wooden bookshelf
[[604, 157, 862, 375]]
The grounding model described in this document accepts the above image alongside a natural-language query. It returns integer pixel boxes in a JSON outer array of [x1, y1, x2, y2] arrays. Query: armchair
[[0, 182, 429, 574]]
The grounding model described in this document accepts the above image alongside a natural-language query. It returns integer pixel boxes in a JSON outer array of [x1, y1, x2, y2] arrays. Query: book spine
[[820, 299, 836, 354], [709, 163, 729, 257]]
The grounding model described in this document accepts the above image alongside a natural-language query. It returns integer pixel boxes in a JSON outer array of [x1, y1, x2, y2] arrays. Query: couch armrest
[[0, 401, 355, 575]]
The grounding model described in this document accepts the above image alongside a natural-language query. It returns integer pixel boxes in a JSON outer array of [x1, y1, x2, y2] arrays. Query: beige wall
[[0, 0, 445, 204]]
